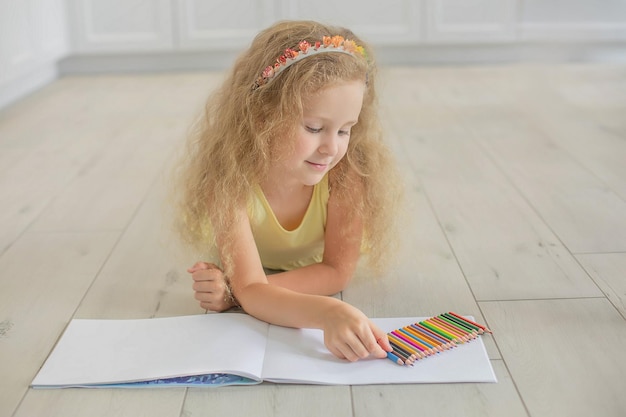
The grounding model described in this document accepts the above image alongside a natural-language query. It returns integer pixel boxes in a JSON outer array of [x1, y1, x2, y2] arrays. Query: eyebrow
[[303, 116, 359, 126]]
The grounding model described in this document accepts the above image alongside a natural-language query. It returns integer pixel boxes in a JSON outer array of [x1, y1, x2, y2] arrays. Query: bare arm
[[265, 181, 363, 295], [225, 209, 389, 361], [189, 173, 392, 360], [189, 187, 391, 361], [191, 174, 363, 307]]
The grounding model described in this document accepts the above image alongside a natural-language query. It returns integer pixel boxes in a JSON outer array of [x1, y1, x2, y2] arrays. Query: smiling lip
[[306, 161, 329, 171]]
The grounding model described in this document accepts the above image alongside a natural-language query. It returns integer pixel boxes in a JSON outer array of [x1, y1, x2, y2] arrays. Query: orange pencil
[[410, 324, 454, 350], [391, 331, 428, 357], [403, 326, 444, 352], [430, 317, 471, 342], [397, 329, 436, 356], [413, 323, 457, 348], [426, 318, 466, 343], [420, 320, 458, 343], [388, 333, 423, 360]]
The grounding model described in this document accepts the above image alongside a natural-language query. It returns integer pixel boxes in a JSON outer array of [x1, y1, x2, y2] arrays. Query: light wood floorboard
[[0, 231, 119, 416], [184, 385, 353, 417], [1, 64, 625, 416], [352, 360, 528, 417], [480, 298, 626, 417], [576, 253, 626, 318], [395, 124, 602, 301]]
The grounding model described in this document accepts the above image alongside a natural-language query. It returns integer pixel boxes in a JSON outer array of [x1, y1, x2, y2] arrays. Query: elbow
[[326, 269, 353, 295], [232, 281, 262, 311]]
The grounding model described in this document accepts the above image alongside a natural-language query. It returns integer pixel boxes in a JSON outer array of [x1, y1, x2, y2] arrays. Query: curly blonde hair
[[173, 20, 403, 276]]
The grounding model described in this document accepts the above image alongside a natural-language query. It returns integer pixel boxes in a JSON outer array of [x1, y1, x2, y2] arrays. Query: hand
[[321, 302, 392, 362], [188, 262, 235, 312]]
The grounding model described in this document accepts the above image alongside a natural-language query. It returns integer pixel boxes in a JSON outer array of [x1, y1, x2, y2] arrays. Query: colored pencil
[[389, 342, 415, 366], [408, 324, 447, 351], [441, 312, 482, 334], [411, 324, 453, 349], [389, 340, 413, 360], [438, 315, 479, 339], [398, 328, 436, 355], [440, 313, 481, 335], [430, 317, 471, 342], [420, 320, 457, 342], [386, 351, 405, 366], [391, 331, 427, 355], [388, 333, 419, 357], [448, 311, 492, 334], [388, 333, 423, 359], [402, 326, 440, 352], [383, 313, 492, 366]]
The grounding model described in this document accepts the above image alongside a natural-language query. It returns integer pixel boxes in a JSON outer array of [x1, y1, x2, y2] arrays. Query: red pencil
[[448, 311, 492, 334]]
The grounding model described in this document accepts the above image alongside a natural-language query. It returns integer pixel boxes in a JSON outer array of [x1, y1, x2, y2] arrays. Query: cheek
[[328, 141, 350, 169], [337, 139, 350, 159], [294, 132, 318, 155], [271, 135, 297, 161]]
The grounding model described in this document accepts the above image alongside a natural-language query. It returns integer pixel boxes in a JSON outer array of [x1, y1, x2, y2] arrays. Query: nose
[[318, 132, 339, 156]]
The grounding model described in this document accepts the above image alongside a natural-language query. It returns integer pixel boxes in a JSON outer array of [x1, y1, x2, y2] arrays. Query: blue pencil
[[386, 351, 405, 366]]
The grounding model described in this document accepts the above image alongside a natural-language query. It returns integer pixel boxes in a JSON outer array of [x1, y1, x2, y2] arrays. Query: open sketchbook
[[32, 313, 497, 388]]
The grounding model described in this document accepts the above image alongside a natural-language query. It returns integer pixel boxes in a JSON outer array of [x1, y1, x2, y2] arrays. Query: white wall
[[0, 0, 70, 109], [522, 0, 626, 40], [1, 0, 626, 110]]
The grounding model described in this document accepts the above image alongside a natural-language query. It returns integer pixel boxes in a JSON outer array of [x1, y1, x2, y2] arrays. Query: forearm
[[266, 261, 356, 296], [233, 280, 392, 361], [235, 282, 344, 329]]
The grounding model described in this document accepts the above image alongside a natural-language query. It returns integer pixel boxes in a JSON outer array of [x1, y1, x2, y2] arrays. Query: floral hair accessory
[[252, 36, 366, 90]]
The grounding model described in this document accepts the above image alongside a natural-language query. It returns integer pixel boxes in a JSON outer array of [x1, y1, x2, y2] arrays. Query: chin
[[302, 174, 326, 186]]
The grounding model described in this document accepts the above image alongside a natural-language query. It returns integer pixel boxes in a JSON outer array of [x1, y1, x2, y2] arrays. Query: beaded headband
[[252, 35, 366, 90]]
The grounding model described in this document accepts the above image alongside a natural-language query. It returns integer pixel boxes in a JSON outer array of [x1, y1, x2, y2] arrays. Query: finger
[[337, 343, 361, 362], [326, 344, 346, 361], [367, 331, 393, 358], [192, 281, 214, 292], [187, 262, 219, 274], [194, 278, 226, 294], [356, 325, 389, 359], [194, 291, 214, 302], [200, 298, 230, 313], [187, 262, 206, 273], [370, 324, 393, 353], [191, 268, 222, 282], [340, 332, 371, 361]]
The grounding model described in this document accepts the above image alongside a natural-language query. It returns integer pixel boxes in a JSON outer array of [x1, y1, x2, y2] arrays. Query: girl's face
[[277, 80, 365, 187]]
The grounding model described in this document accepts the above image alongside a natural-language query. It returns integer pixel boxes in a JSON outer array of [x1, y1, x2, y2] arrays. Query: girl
[[175, 20, 402, 362]]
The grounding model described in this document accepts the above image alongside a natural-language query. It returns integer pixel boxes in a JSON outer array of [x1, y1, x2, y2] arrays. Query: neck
[[261, 171, 310, 200]]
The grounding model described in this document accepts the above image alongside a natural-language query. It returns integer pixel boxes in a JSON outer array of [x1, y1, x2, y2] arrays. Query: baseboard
[[58, 50, 241, 75], [57, 42, 626, 76], [2, 41, 624, 112], [376, 41, 626, 66], [0, 64, 59, 110]]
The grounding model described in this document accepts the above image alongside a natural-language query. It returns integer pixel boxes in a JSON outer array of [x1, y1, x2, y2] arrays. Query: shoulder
[[328, 166, 364, 199]]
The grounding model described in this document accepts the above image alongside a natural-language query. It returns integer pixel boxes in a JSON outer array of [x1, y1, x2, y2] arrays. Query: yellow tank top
[[248, 175, 329, 270]]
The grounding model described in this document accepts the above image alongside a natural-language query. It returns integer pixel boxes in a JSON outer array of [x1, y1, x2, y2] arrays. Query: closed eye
[[305, 126, 322, 133]]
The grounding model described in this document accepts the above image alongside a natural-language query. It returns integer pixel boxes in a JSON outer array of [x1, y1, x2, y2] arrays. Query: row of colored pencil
[[386, 312, 492, 366]]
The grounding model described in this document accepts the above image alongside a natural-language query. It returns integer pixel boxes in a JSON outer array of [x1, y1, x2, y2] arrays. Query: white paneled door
[[67, 0, 174, 52]]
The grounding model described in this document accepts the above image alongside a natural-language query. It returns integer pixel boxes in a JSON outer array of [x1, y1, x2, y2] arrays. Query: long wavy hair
[[173, 20, 403, 277]]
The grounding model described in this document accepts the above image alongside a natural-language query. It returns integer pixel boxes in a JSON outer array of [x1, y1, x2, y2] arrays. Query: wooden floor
[[1, 64, 626, 417]]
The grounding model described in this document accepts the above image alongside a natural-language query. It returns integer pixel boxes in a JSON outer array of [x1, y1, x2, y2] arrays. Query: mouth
[[306, 161, 329, 171]]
